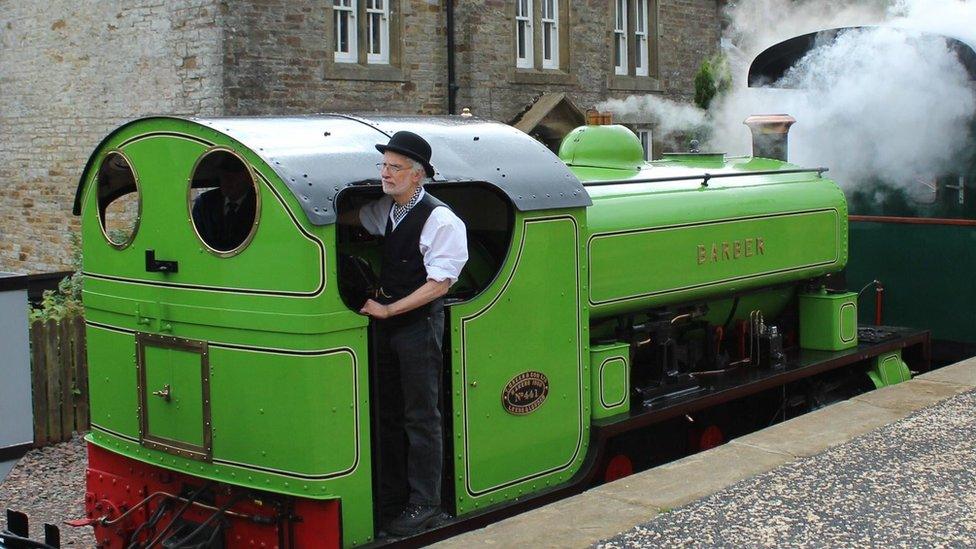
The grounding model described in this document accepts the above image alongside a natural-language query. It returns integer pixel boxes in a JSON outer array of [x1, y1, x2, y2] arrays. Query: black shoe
[[386, 503, 441, 536]]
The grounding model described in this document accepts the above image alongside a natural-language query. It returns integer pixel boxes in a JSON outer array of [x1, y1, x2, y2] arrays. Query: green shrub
[[694, 55, 731, 111], [29, 232, 84, 322]]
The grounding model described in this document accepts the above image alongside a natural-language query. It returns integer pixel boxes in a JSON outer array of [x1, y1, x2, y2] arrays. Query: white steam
[[598, 95, 708, 144], [711, 25, 976, 188], [602, 0, 976, 192]]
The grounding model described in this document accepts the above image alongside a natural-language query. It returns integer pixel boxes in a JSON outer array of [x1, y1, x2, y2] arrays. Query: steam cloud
[[601, 0, 976, 191], [598, 95, 708, 146]]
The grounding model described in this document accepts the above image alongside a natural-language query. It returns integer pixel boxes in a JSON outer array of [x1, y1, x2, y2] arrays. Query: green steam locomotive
[[71, 113, 926, 547]]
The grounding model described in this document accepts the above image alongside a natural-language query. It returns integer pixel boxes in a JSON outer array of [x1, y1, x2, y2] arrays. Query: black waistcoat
[[377, 192, 449, 320]]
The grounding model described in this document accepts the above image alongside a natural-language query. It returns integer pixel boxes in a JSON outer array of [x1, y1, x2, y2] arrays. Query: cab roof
[[73, 113, 591, 225]]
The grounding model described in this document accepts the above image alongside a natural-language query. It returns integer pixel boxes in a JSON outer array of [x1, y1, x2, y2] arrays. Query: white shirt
[[358, 188, 468, 285]]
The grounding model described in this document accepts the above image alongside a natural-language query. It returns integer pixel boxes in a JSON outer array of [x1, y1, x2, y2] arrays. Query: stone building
[[0, 0, 721, 273]]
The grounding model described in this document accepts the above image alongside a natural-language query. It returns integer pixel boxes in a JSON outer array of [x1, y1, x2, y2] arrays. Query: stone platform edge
[[434, 357, 976, 548]]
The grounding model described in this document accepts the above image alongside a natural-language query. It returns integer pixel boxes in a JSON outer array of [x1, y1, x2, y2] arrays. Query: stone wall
[[221, 0, 449, 115], [451, 0, 722, 123], [1, 0, 720, 273], [0, 0, 223, 272]]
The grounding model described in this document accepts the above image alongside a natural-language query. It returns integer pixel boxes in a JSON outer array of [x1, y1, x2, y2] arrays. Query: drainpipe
[[743, 114, 796, 161], [446, 0, 459, 114]]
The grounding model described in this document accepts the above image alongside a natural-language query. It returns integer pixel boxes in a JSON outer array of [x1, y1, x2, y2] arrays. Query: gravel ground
[[598, 388, 976, 548], [0, 434, 94, 547]]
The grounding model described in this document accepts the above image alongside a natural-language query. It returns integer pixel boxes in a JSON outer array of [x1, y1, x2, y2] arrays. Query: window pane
[[615, 0, 628, 75], [518, 23, 526, 58], [544, 23, 552, 59], [638, 129, 651, 160], [635, 0, 649, 76], [365, 0, 388, 64], [336, 12, 347, 52], [515, 0, 533, 67], [97, 153, 140, 248], [370, 13, 380, 53]]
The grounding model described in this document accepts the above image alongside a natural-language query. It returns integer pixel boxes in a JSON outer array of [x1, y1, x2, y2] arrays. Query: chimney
[[744, 114, 796, 161], [586, 108, 614, 125]]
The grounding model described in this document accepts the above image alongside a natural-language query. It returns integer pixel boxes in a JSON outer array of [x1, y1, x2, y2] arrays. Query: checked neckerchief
[[391, 186, 423, 226]]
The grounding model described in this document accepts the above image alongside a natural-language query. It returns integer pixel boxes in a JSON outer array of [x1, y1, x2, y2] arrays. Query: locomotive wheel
[[603, 454, 634, 483], [697, 425, 725, 451]]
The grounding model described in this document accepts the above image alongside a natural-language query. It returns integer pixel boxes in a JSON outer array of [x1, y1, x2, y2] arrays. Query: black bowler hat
[[376, 131, 435, 177]]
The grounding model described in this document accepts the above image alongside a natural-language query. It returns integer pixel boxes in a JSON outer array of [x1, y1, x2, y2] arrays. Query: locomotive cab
[[73, 114, 593, 547]]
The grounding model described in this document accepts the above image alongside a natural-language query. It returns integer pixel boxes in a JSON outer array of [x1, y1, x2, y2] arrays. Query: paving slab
[[917, 356, 976, 386], [731, 398, 901, 458], [851, 377, 971, 414], [587, 441, 791, 510], [436, 493, 653, 548]]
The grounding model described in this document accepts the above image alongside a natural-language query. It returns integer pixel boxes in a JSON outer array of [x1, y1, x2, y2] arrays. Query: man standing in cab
[[343, 130, 467, 536]]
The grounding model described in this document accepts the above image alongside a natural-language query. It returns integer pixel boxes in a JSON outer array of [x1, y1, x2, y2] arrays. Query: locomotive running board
[[592, 326, 929, 440]]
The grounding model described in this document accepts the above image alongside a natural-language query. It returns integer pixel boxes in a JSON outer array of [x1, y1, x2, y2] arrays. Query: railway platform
[[435, 356, 976, 548]]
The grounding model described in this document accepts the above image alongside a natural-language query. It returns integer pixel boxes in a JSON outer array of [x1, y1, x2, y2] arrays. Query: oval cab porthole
[[96, 152, 141, 249], [188, 150, 259, 256]]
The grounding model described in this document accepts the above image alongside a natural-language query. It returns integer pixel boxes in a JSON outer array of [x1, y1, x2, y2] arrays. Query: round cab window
[[189, 151, 259, 255], [96, 152, 140, 248]]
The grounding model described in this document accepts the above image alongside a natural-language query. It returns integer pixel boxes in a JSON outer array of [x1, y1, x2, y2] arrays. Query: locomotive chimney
[[744, 114, 796, 161]]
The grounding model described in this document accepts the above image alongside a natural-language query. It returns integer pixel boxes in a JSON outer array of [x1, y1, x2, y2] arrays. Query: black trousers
[[374, 300, 444, 508]]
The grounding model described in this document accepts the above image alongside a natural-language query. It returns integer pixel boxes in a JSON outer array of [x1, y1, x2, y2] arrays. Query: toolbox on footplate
[[799, 289, 858, 351], [591, 342, 631, 419]]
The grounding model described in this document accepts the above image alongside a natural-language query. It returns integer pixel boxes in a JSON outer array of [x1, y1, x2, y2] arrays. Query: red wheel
[[698, 425, 725, 451], [604, 454, 634, 483]]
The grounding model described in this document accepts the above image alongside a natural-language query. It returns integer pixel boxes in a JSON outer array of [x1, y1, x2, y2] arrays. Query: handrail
[[580, 167, 829, 187], [849, 215, 976, 227]]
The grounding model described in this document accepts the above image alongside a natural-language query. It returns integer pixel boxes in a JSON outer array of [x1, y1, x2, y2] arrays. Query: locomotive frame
[[66, 113, 930, 548]]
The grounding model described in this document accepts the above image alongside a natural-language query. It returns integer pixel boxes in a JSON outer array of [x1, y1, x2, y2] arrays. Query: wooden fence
[[29, 316, 89, 446]]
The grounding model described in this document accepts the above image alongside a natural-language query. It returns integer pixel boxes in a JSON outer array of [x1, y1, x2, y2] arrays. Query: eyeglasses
[[376, 162, 408, 174]]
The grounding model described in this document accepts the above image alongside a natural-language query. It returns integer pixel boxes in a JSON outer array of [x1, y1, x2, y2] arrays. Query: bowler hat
[[376, 131, 435, 177]]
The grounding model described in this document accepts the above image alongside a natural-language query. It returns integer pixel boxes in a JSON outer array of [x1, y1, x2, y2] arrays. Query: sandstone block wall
[[451, 0, 721, 122], [1, 0, 719, 273], [0, 0, 222, 272]]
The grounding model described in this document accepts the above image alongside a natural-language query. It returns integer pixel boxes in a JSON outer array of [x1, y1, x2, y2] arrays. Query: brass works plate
[[501, 371, 549, 415]]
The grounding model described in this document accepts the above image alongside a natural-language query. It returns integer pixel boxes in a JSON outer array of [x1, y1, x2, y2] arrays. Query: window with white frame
[[541, 0, 558, 69], [334, 0, 357, 63], [614, 0, 628, 75], [514, 0, 568, 71], [613, 0, 658, 79], [366, 0, 389, 64], [333, 0, 394, 66], [636, 127, 653, 160], [634, 0, 649, 76], [516, 0, 534, 69]]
